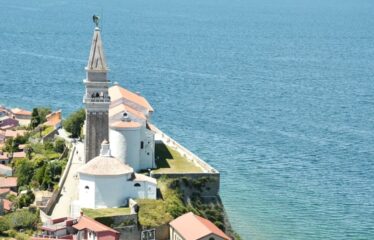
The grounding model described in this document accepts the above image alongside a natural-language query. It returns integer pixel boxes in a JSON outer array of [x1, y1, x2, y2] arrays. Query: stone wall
[[151, 173, 221, 197]]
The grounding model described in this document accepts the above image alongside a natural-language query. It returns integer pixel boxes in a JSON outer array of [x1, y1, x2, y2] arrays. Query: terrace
[[152, 143, 203, 174]]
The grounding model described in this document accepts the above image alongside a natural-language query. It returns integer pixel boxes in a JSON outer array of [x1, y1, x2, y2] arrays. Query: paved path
[[51, 141, 84, 218]]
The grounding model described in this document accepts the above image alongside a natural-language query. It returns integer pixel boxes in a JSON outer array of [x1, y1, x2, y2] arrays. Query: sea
[[1, 0, 374, 239]]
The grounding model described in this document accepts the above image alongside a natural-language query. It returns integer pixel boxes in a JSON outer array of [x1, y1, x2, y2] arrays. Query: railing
[[152, 125, 218, 174]]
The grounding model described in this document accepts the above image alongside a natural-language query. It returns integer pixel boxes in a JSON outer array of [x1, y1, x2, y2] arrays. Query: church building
[[83, 22, 156, 172], [78, 140, 156, 209], [77, 22, 157, 210]]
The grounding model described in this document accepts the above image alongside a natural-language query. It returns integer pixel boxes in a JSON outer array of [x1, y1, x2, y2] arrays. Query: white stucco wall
[[109, 129, 127, 165], [110, 127, 141, 171], [139, 128, 155, 170], [94, 174, 131, 208], [0, 167, 12, 177], [79, 174, 96, 209]]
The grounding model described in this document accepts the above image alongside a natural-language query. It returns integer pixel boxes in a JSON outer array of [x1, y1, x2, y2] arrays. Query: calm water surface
[[1, 0, 374, 239]]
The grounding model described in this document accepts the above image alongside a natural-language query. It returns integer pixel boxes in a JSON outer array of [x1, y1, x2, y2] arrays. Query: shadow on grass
[[155, 143, 172, 168]]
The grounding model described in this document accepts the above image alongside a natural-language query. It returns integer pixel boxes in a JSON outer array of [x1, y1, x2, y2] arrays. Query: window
[[134, 183, 141, 187], [85, 186, 89, 190], [140, 141, 144, 149], [209, 238, 215, 240]]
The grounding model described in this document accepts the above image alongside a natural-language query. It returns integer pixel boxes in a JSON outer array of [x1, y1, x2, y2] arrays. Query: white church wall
[[121, 128, 141, 171], [131, 180, 157, 200], [79, 174, 96, 209], [109, 128, 127, 165], [94, 174, 130, 208], [139, 128, 155, 170]]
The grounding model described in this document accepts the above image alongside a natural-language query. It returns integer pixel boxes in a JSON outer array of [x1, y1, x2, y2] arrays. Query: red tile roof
[[11, 108, 32, 116], [73, 216, 119, 234], [110, 120, 141, 129], [13, 151, 26, 159], [2, 198, 13, 211], [0, 177, 17, 188], [109, 85, 153, 112], [170, 212, 231, 240], [0, 188, 10, 195]]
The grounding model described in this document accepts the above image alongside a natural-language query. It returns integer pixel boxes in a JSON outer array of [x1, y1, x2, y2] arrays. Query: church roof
[[87, 27, 107, 71], [79, 141, 133, 176], [78, 155, 133, 176], [109, 85, 154, 112], [109, 103, 146, 120], [110, 120, 141, 129]]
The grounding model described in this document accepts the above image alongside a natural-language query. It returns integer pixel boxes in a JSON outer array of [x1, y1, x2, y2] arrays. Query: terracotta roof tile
[[109, 85, 153, 112], [110, 121, 141, 129], [170, 212, 231, 240], [2, 198, 13, 211], [73, 216, 119, 233], [13, 151, 26, 158], [11, 108, 32, 116], [0, 177, 17, 188], [109, 103, 146, 120]]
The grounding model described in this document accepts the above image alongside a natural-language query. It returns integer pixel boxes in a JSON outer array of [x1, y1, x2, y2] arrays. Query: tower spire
[[87, 26, 107, 71]]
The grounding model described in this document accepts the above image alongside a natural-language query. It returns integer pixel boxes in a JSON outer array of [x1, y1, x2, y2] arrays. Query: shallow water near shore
[[1, 0, 374, 239]]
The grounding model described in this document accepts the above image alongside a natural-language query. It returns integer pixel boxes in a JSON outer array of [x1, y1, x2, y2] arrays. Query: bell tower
[[83, 22, 110, 162]]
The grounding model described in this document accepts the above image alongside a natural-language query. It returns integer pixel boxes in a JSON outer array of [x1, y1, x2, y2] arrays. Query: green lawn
[[82, 207, 131, 219], [152, 143, 203, 174]]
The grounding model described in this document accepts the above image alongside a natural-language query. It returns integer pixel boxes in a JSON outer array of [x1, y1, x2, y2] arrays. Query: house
[[0, 115, 19, 130], [4, 129, 27, 140], [11, 108, 32, 126], [77, 140, 156, 209], [169, 212, 231, 240], [0, 177, 17, 192], [0, 198, 14, 214], [0, 188, 16, 198], [0, 153, 10, 165], [12, 151, 26, 160], [73, 214, 120, 240], [45, 110, 62, 129], [32, 214, 120, 240], [0, 164, 12, 176]]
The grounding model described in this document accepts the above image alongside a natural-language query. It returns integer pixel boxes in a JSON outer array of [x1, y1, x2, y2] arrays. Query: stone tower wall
[[85, 111, 109, 162]]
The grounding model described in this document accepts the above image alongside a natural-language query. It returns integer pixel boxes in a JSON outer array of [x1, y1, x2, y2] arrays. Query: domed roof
[[78, 155, 133, 176], [78, 141, 133, 176]]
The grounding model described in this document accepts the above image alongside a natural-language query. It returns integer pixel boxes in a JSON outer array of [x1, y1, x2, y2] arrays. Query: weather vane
[[93, 14, 100, 28]]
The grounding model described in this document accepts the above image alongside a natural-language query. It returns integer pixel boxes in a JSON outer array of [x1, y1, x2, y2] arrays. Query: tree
[[30, 108, 41, 129], [63, 109, 86, 138], [14, 159, 34, 187], [2, 137, 17, 155], [37, 107, 51, 124], [0, 217, 10, 233]]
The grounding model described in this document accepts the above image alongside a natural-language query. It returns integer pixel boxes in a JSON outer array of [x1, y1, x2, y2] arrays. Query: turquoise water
[[1, 0, 374, 239]]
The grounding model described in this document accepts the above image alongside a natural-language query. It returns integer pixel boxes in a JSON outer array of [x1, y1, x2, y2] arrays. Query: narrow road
[[51, 141, 84, 218]]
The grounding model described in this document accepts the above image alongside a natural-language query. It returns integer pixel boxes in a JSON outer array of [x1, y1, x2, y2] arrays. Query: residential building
[[169, 212, 231, 240]]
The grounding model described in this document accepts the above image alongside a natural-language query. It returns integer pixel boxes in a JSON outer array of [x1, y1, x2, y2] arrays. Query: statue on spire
[[93, 14, 100, 28]]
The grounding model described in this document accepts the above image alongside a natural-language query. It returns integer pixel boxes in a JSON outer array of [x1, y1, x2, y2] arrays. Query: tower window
[[85, 186, 89, 190], [140, 141, 144, 149], [134, 183, 141, 187]]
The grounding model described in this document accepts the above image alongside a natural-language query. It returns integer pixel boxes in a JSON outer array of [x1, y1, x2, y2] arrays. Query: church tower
[[83, 25, 110, 162]]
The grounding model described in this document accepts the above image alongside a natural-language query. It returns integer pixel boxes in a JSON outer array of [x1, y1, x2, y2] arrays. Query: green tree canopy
[[63, 108, 85, 138]]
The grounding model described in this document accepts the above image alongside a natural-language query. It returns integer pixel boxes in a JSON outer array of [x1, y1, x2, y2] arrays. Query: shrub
[[54, 138, 65, 153]]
